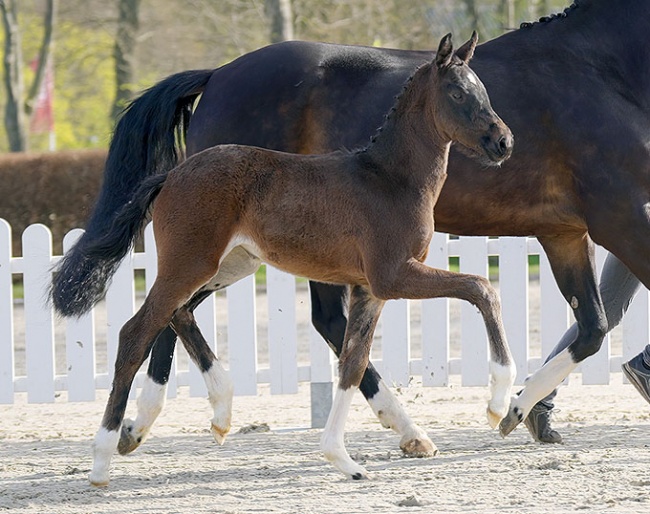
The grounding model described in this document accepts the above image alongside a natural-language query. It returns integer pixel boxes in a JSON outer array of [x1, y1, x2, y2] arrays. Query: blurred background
[[1, 0, 572, 154]]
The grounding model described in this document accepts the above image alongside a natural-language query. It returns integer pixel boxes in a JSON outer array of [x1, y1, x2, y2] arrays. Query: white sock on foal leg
[[487, 360, 516, 428], [203, 359, 234, 445], [367, 380, 438, 457], [321, 386, 368, 479], [119, 376, 167, 454], [89, 427, 120, 486]]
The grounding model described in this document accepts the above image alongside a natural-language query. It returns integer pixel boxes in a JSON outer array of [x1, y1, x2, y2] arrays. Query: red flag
[[29, 57, 54, 134]]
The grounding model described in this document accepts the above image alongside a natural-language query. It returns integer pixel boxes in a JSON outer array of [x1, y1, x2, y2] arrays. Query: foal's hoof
[[211, 422, 230, 445], [117, 418, 144, 455], [400, 434, 439, 458], [498, 405, 524, 438], [88, 472, 110, 488]]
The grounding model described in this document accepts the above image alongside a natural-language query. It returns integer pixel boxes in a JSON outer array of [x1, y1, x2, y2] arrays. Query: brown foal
[[87, 32, 515, 485]]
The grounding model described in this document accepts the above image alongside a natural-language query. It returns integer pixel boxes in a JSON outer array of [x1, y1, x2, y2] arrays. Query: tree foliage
[[0, 0, 571, 153]]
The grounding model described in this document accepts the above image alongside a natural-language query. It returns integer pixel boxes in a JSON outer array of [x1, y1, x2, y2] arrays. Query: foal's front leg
[[309, 282, 437, 458], [372, 260, 515, 427], [320, 286, 385, 479]]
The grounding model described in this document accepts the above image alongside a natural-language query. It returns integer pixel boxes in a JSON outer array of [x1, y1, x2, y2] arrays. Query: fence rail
[[1, 219, 648, 410]]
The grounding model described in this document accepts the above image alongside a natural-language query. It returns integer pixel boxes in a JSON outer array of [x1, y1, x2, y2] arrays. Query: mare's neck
[[362, 67, 450, 190]]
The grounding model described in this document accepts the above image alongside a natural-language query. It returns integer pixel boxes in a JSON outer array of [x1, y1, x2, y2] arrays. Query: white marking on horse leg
[[487, 360, 516, 428], [512, 348, 577, 419], [89, 427, 120, 487], [203, 359, 234, 445], [367, 380, 437, 457], [118, 376, 166, 455], [320, 386, 368, 479]]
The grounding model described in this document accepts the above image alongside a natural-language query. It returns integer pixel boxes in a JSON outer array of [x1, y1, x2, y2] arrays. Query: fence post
[[63, 229, 97, 401], [421, 232, 450, 386], [105, 249, 135, 394], [267, 266, 298, 394], [459, 237, 489, 386], [380, 299, 411, 386], [0, 220, 14, 403], [23, 224, 56, 403], [499, 237, 529, 385], [227, 274, 258, 395], [309, 323, 334, 428]]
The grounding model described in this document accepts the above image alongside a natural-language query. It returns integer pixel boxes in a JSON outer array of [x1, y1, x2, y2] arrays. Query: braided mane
[[519, 0, 585, 29]]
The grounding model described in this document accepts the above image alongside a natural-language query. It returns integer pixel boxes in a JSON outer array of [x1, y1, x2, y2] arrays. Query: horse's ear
[[455, 31, 478, 64], [435, 33, 453, 69]]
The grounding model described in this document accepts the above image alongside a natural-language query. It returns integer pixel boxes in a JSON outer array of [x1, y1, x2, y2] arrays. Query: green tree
[[0, 0, 56, 151]]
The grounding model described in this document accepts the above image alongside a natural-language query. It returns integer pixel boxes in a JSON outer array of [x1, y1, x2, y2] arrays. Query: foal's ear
[[455, 31, 479, 64], [435, 33, 453, 69]]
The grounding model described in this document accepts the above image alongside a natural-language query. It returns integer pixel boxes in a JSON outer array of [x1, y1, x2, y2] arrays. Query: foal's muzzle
[[482, 123, 514, 164]]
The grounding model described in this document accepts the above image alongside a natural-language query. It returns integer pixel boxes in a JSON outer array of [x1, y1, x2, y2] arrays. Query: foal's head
[[429, 32, 513, 166]]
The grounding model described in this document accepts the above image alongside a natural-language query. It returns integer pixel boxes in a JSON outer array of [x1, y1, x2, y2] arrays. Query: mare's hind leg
[[310, 282, 437, 458], [321, 286, 385, 479], [170, 306, 234, 444]]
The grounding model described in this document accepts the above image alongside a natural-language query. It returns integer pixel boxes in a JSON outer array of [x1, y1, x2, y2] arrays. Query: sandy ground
[[2, 374, 650, 514]]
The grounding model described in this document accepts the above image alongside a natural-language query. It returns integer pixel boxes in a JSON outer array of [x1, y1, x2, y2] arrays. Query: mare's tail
[[51, 69, 214, 317]]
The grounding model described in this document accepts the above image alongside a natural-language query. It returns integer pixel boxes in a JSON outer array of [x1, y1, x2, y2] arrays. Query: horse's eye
[[451, 90, 464, 102]]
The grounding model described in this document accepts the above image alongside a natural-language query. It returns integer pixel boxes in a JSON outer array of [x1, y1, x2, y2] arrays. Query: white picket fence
[[1, 219, 649, 415]]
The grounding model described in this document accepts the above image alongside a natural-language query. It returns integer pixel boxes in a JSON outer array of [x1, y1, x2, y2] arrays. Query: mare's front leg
[[320, 286, 385, 479], [499, 233, 607, 437], [310, 282, 437, 457], [371, 260, 516, 427]]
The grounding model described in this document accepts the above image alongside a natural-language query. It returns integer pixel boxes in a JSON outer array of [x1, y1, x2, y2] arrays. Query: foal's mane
[[357, 56, 465, 153], [519, 0, 586, 29]]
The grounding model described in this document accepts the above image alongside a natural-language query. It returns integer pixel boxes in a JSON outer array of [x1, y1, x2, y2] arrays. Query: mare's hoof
[[400, 435, 438, 458], [351, 472, 369, 480], [117, 419, 143, 455], [498, 406, 524, 438]]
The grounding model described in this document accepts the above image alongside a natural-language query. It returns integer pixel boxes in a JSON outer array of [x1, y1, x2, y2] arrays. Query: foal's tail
[[51, 69, 214, 317], [51, 174, 168, 316]]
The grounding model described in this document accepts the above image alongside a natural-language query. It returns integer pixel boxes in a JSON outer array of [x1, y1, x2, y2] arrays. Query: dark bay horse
[[52, 0, 650, 455], [82, 34, 515, 485]]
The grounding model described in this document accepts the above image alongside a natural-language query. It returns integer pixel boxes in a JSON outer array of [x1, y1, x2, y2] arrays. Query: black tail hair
[[51, 69, 214, 317]]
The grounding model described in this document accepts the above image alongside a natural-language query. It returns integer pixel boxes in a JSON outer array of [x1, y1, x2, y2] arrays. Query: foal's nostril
[[496, 134, 513, 158]]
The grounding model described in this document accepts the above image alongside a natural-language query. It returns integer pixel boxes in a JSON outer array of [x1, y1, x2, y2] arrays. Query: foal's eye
[[449, 87, 465, 103]]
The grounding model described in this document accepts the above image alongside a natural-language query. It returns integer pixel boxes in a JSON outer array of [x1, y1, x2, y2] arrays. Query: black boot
[[622, 352, 650, 404], [524, 403, 562, 443]]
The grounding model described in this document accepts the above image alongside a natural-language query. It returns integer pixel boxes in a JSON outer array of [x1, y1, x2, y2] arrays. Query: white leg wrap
[[514, 348, 577, 417], [487, 360, 516, 428], [89, 427, 120, 486], [321, 387, 368, 479], [204, 360, 234, 445]]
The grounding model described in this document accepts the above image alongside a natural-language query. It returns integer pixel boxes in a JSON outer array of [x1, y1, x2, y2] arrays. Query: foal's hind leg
[[89, 283, 184, 486], [170, 306, 234, 444], [118, 327, 176, 455], [310, 282, 437, 458], [321, 286, 385, 479], [118, 247, 260, 454]]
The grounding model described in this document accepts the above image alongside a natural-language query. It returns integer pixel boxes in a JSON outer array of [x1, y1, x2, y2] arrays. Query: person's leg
[[622, 344, 650, 403], [526, 253, 642, 442]]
